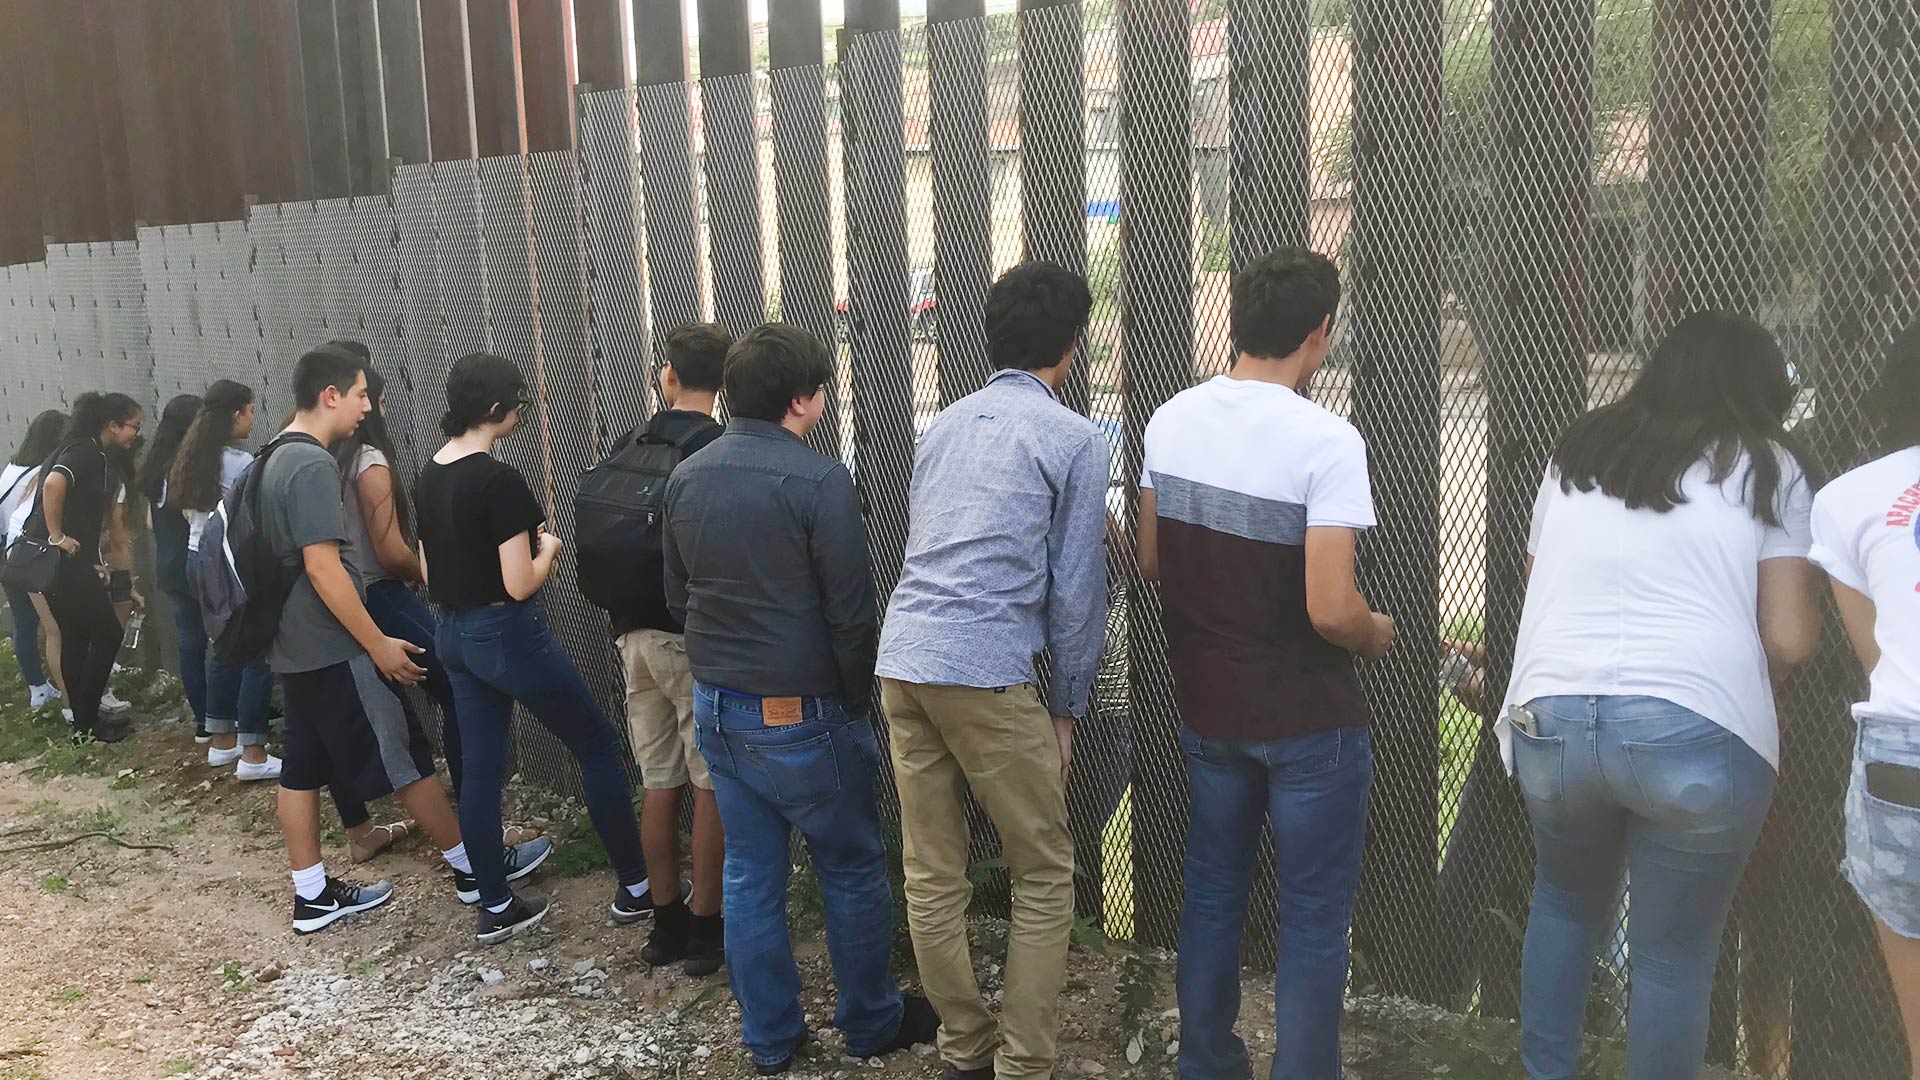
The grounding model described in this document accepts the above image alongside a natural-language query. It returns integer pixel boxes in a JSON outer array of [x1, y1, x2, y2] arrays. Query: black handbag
[[1, 448, 72, 594]]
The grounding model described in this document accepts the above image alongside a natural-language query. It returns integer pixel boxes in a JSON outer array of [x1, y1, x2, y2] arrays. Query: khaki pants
[[618, 629, 708, 790], [881, 678, 1074, 1078]]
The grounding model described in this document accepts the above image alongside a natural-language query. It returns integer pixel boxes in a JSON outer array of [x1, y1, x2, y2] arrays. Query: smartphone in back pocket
[[1866, 761, 1920, 809]]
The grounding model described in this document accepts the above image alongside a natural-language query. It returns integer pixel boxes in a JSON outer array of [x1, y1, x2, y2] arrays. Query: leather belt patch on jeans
[[763, 697, 803, 726]]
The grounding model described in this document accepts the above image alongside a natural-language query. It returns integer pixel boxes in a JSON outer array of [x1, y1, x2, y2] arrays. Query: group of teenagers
[[5, 246, 1920, 1080]]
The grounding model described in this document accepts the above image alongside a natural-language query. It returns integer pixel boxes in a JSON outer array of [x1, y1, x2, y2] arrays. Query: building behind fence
[[0, 2, 1914, 1076]]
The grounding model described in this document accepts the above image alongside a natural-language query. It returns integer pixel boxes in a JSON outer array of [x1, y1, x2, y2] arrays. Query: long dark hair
[[10, 410, 68, 467], [169, 380, 255, 512], [328, 342, 415, 548], [1552, 311, 1799, 526], [139, 394, 203, 505]]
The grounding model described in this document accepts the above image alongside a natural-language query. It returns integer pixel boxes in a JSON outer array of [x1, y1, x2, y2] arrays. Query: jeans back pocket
[[1623, 725, 1734, 822], [1512, 726, 1566, 805], [742, 730, 843, 808]]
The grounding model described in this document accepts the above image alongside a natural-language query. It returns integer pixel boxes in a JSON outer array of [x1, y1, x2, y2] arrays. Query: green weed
[[164, 1062, 195, 1076], [542, 814, 611, 878], [38, 874, 68, 893], [49, 988, 84, 1003]]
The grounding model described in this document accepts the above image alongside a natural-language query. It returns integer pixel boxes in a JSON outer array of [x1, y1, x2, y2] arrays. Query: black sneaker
[[756, 1030, 812, 1077], [292, 877, 395, 935], [453, 837, 555, 904], [641, 898, 690, 966], [475, 893, 550, 945], [683, 911, 724, 977], [86, 714, 132, 744], [194, 721, 211, 745], [854, 994, 940, 1059], [610, 878, 685, 925]]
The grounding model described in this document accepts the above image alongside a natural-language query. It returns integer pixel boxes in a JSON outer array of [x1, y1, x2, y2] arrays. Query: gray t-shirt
[[341, 446, 398, 588], [261, 438, 366, 675]]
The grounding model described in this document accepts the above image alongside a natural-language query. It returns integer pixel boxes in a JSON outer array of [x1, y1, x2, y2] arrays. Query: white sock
[[625, 877, 650, 899], [487, 898, 513, 914], [292, 862, 328, 901], [441, 843, 473, 874]]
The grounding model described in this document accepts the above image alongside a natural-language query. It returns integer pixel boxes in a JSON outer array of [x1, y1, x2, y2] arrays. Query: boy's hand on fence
[[1360, 612, 1396, 661]]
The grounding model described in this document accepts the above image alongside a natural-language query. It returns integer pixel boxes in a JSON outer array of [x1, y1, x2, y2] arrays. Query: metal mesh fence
[[0, 2, 1914, 1073]]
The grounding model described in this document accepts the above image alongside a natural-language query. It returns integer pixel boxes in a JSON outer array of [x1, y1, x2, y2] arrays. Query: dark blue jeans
[[206, 653, 272, 745], [1176, 724, 1373, 1080], [331, 581, 467, 830], [694, 683, 905, 1068], [438, 598, 644, 907], [162, 587, 206, 726], [5, 581, 46, 688], [1515, 696, 1774, 1080]]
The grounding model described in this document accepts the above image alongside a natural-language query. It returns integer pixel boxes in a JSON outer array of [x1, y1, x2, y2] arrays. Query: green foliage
[[37, 874, 68, 894], [542, 811, 616, 878], [164, 1062, 195, 1077], [1115, 947, 1168, 1076], [49, 988, 84, 1004]]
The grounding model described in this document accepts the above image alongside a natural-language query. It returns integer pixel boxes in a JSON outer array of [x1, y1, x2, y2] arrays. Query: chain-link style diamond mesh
[[0, 3, 1912, 1072]]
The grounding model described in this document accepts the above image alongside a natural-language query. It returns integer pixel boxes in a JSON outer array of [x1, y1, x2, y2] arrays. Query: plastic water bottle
[[123, 612, 144, 650]]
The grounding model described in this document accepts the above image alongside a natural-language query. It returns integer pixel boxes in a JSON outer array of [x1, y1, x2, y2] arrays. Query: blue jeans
[[163, 588, 206, 726], [438, 598, 645, 907], [332, 581, 467, 830], [694, 683, 905, 1068], [5, 582, 45, 688], [206, 653, 272, 745], [1514, 696, 1775, 1080], [1176, 724, 1373, 1080]]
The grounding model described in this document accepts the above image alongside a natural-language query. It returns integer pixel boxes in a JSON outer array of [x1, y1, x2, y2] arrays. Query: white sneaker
[[100, 690, 132, 714], [235, 755, 283, 782], [207, 744, 243, 767], [28, 684, 59, 709]]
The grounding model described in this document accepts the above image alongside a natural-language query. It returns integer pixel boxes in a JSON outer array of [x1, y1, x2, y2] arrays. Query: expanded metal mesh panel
[[138, 226, 207, 407], [0, 262, 61, 428], [579, 86, 652, 446]]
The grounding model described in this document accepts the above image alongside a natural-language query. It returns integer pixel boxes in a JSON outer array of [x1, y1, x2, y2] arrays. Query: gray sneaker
[[476, 894, 550, 945], [454, 836, 554, 904]]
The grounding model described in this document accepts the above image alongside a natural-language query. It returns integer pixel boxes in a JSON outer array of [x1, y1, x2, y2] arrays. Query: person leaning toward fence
[[33, 392, 145, 743], [1502, 311, 1820, 1080], [414, 351, 644, 944], [1136, 248, 1391, 1080], [260, 344, 514, 936], [663, 323, 939, 1075], [875, 261, 1107, 1080], [170, 380, 281, 781], [139, 393, 201, 736], [2, 409, 72, 711], [586, 323, 729, 975], [1808, 320, 1920, 1078]]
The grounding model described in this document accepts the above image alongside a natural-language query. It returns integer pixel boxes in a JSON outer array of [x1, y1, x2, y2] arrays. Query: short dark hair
[[985, 261, 1093, 372], [723, 324, 833, 423], [1231, 247, 1341, 361], [292, 343, 369, 410], [440, 352, 529, 436], [660, 323, 732, 393]]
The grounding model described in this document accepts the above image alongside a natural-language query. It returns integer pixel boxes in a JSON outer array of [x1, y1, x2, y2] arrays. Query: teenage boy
[[614, 323, 728, 973], [664, 324, 937, 1074], [875, 261, 1109, 1080], [1137, 248, 1393, 1080], [265, 344, 546, 934]]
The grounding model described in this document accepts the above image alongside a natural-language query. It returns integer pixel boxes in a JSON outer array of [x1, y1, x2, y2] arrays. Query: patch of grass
[[109, 769, 137, 791], [132, 973, 154, 985], [38, 874, 68, 893], [163, 1061, 194, 1076], [79, 804, 125, 833], [109, 667, 188, 720], [347, 959, 377, 978], [1, 1064, 46, 1080], [542, 814, 611, 878], [49, 988, 84, 1003], [219, 961, 252, 994]]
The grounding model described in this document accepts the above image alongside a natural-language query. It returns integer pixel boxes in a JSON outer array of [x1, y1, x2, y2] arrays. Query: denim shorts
[[1845, 717, 1920, 940]]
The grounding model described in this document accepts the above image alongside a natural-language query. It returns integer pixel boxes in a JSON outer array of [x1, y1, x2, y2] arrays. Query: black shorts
[[280, 654, 436, 805]]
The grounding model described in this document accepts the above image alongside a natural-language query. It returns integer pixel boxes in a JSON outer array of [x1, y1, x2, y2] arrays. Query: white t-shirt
[[0, 464, 37, 544], [1809, 447, 1920, 728], [1504, 448, 1813, 769], [184, 446, 255, 552]]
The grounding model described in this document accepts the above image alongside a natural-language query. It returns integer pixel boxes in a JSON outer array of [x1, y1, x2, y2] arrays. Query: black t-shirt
[[48, 440, 109, 557], [611, 409, 724, 637], [414, 453, 547, 609]]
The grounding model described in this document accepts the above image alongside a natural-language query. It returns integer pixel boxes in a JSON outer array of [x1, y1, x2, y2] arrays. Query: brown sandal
[[350, 820, 416, 864]]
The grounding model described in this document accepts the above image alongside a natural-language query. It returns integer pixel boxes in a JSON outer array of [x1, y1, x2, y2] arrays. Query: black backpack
[[195, 431, 323, 665], [574, 419, 710, 621]]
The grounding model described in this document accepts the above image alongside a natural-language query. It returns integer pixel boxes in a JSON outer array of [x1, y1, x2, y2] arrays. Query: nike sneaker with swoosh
[[453, 837, 555, 904], [293, 877, 395, 935]]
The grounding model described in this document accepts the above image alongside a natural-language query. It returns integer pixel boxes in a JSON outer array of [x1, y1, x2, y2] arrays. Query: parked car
[[836, 267, 938, 342]]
